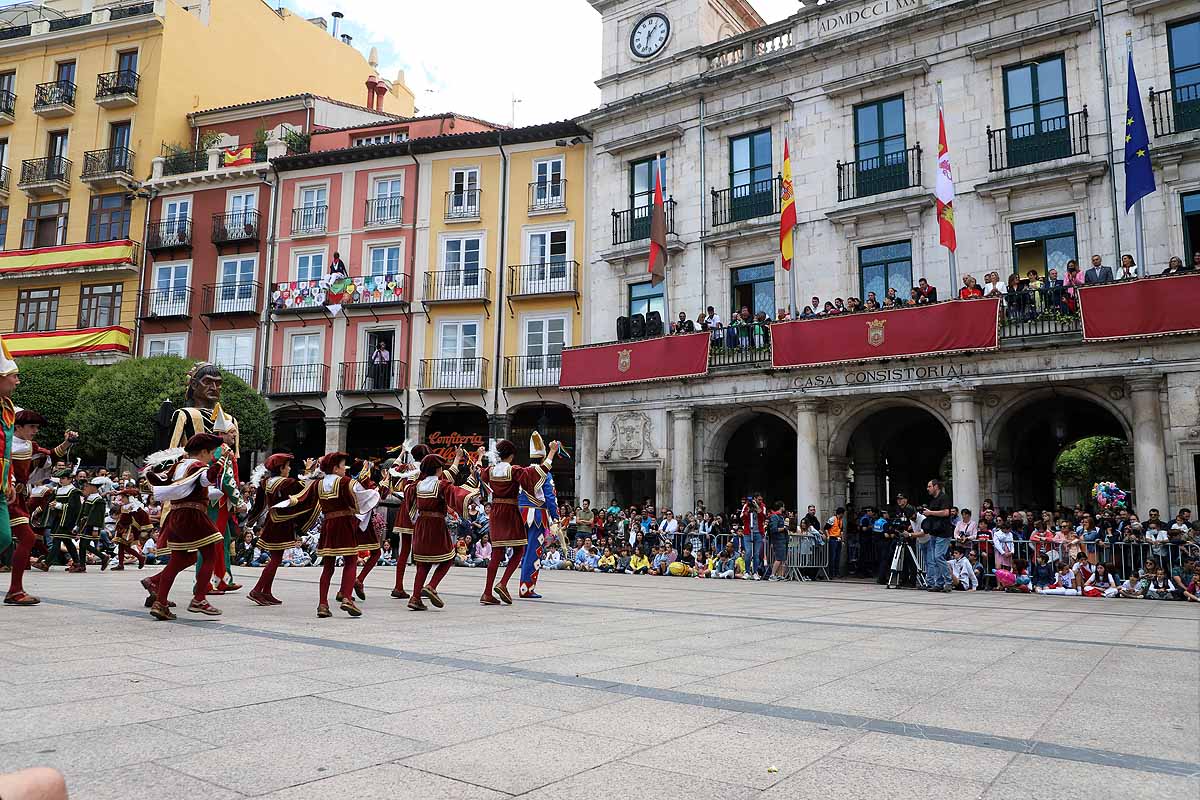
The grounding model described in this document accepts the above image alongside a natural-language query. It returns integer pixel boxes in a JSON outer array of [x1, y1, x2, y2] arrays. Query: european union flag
[[1123, 50, 1156, 211]]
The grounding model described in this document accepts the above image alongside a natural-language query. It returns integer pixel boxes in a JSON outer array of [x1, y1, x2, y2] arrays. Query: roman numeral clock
[[630, 12, 670, 59]]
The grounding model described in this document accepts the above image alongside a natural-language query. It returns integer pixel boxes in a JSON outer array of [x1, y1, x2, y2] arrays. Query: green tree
[[1055, 436, 1131, 500], [12, 357, 98, 447], [66, 357, 270, 460]]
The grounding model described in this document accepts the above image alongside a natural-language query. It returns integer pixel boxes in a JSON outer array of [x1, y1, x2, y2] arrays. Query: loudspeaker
[[630, 313, 646, 339], [616, 315, 631, 341], [646, 310, 664, 337]]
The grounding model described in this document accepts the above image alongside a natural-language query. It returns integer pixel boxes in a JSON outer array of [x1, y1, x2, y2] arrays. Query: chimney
[[365, 75, 378, 111], [330, 10, 343, 39], [341, 34, 353, 45], [374, 82, 388, 111]]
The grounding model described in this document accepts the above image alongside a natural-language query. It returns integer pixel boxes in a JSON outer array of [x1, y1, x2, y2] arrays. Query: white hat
[[212, 403, 233, 433], [0, 335, 18, 377], [529, 431, 546, 459], [90, 477, 108, 487]]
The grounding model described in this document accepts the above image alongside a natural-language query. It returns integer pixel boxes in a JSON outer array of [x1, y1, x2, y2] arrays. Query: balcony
[[292, 205, 328, 237], [504, 354, 561, 389], [266, 364, 329, 397], [508, 261, 579, 298], [346, 273, 407, 307], [529, 180, 566, 213], [419, 357, 488, 391], [110, 2, 156, 20], [0, 89, 14, 125], [146, 218, 192, 251], [221, 365, 254, 384], [211, 210, 261, 245], [612, 199, 676, 246], [1150, 84, 1199, 138], [709, 332, 772, 369], [0, 165, 9, 201], [95, 70, 139, 108], [365, 196, 404, 227], [339, 360, 404, 394], [33, 81, 76, 118], [202, 282, 260, 316], [19, 156, 71, 196], [139, 287, 192, 320], [423, 269, 491, 304], [161, 150, 208, 176], [987, 109, 1088, 172], [444, 189, 481, 221], [837, 145, 922, 202], [80, 147, 135, 188], [712, 176, 781, 226], [48, 13, 90, 31]]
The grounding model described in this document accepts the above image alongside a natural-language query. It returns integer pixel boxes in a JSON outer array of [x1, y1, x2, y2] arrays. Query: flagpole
[[785, 124, 798, 318], [936, 81, 957, 290], [1127, 33, 1147, 275], [658, 154, 670, 332]]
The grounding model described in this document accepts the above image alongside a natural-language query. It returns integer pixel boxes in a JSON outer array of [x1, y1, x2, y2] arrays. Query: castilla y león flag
[[648, 158, 667, 286], [936, 110, 956, 252]]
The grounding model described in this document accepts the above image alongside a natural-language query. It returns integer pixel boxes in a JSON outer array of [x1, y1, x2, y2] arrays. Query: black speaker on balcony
[[616, 315, 631, 341], [630, 313, 646, 339], [646, 310, 664, 337]]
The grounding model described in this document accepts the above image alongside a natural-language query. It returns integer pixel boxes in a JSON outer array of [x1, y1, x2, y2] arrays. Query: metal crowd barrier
[[786, 532, 829, 582], [957, 536, 1197, 588]]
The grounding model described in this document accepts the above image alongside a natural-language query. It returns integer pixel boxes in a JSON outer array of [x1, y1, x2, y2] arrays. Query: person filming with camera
[[919, 478, 953, 592]]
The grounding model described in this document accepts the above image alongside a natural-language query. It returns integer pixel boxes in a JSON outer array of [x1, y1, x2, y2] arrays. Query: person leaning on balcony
[[917, 277, 937, 303], [1162, 256, 1187, 275], [958, 274, 984, 300], [329, 251, 347, 277], [982, 271, 1006, 298], [1084, 254, 1114, 284], [1117, 253, 1138, 281], [1063, 260, 1086, 312]]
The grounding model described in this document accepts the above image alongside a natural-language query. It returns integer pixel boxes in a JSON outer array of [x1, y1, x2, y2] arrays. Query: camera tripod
[[886, 537, 928, 589]]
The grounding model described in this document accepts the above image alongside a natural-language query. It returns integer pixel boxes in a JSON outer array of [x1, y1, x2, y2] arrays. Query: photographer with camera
[[919, 478, 953, 592]]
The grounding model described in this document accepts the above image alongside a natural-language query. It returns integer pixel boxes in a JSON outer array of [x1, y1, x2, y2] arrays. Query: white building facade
[[572, 0, 1200, 517]]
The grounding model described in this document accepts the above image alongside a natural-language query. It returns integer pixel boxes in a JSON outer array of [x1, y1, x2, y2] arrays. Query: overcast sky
[[283, 0, 801, 125]]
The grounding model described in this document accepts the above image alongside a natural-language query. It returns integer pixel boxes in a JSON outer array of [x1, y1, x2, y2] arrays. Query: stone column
[[1129, 377, 1169, 515], [794, 399, 821, 515], [575, 412, 598, 504], [324, 416, 349, 452], [670, 408, 693, 512], [948, 390, 981, 515]]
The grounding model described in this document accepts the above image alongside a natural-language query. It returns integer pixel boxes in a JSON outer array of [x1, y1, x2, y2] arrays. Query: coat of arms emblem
[[617, 349, 632, 373], [866, 319, 886, 348]]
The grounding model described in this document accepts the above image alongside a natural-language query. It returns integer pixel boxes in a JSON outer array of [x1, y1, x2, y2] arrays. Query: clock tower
[[587, 0, 764, 102]]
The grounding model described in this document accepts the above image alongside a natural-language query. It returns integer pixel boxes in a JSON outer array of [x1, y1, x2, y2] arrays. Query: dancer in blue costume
[[518, 431, 559, 599]]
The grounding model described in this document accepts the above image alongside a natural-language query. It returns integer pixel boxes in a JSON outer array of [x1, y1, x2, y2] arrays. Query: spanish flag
[[779, 139, 796, 272], [223, 146, 253, 167]]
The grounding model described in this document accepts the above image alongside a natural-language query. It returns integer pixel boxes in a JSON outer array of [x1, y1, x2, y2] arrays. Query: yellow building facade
[[0, 0, 412, 361], [413, 122, 590, 498]]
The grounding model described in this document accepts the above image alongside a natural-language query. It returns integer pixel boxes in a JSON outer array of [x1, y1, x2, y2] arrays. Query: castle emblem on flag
[[617, 349, 632, 373], [866, 319, 886, 348]]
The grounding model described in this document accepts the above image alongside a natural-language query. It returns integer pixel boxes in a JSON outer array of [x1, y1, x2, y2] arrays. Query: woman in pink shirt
[[1063, 259, 1086, 312]]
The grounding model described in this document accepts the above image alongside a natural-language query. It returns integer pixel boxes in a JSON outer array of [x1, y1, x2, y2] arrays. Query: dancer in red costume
[[6, 411, 73, 605], [349, 458, 385, 601], [141, 433, 227, 620], [478, 438, 559, 606], [246, 453, 305, 606], [405, 449, 477, 611], [111, 487, 149, 570], [387, 443, 428, 600]]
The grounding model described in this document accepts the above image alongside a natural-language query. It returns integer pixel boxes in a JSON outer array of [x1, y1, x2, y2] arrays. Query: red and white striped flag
[[936, 110, 956, 253]]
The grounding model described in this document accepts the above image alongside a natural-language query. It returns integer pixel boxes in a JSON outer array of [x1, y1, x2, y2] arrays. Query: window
[[523, 316, 566, 384], [370, 177, 403, 223], [0, 71, 14, 96], [116, 50, 138, 75], [212, 331, 254, 375], [522, 229, 569, 292], [731, 264, 776, 318], [443, 236, 481, 291], [1012, 215, 1077, 277], [729, 129, 773, 220], [853, 96, 908, 195], [1003, 55, 1069, 166], [152, 263, 189, 316], [109, 121, 131, 163], [368, 244, 402, 276], [859, 241, 913, 301], [295, 250, 325, 282], [286, 332, 323, 393], [629, 154, 666, 240], [296, 185, 327, 232], [55, 61, 76, 85], [435, 321, 480, 388], [628, 280, 664, 320], [16, 288, 59, 332], [0, 137, 8, 169], [87, 193, 131, 242], [1183, 191, 1200, 259], [353, 131, 407, 146], [146, 335, 186, 357], [21, 200, 68, 249], [448, 168, 479, 217], [216, 256, 256, 313], [47, 130, 68, 167], [532, 157, 564, 209], [228, 190, 256, 216], [78, 283, 122, 328], [0, 207, 7, 251], [1168, 19, 1200, 132]]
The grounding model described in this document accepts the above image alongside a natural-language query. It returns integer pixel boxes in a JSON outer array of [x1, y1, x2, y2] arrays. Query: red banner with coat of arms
[[771, 298, 1001, 369], [559, 333, 710, 390]]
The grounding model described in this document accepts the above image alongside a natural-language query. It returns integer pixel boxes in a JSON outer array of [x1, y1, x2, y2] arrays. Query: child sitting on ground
[[615, 547, 631, 574], [1145, 566, 1179, 600], [1117, 569, 1147, 598], [667, 545, 697, 577], [948, 546, 978, 591], [650, 546, 671, 576], [597, 547, 616, 573], [629, 548, 650, 575], [1037, 561, 1078, 595], [1082, 562, 1118, 597], [711, 550, 735, 579], [995, 557, 1031, 592], [1031, 554, 1056, 589]]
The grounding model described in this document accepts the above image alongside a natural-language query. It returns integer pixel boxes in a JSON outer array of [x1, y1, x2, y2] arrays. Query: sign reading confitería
[[813, 0, 922, 36]]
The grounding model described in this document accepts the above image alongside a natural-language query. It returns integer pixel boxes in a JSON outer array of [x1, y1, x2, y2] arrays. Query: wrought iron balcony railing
[[146, 218, 191, 250], [365, 196, 404, 225], [712, 176, 781, 226], [267, 364, 329, 396], [139, 287, 192, 319], [611, 199, 676, 246], [292, 205, 328, 235], [444, 189, 481, 220], [987, 108, 1088, 172], [161, 150, 207, 176], [339, 360, 405, 394], [529, 179, 566, 212], [424, 268, 491, 302], [508, 261, 579, 296], [95, 69, 139, 99], [419, 357, 488, 391], [202, 282, 260, 315], [0, 89, 15, 116], [211, 210, 261, 244], [19, 156, 71, 186], [81, 147, 134, 178], [504, 354, 561, 388], [1149, 83, 1199, 138], [33, 80, 76, 109], [837, 145, 922, 202]]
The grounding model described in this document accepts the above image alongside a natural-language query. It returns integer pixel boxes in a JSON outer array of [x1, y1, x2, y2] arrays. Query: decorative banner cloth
[[271, 275, 405, 312], [1079, 274, 1200, 342], [5, 326, 131, 357], [559, 332, 710, 390], [0, 240, 136, 276], [771, 298, 1001, 369]]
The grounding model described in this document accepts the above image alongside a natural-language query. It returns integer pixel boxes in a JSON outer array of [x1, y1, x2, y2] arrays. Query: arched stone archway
[[840, 402, 952, 511], [721, 412, 797, 515], [272, 406, 325, 463], [345, 405, 405, 460], [509, 401, 577, 503]]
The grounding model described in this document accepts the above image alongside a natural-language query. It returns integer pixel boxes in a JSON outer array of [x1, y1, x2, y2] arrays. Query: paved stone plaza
[[0, 568, 1196, 799]]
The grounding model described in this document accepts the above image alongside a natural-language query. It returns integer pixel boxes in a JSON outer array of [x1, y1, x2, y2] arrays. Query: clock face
[[630, 13, 670, 59]]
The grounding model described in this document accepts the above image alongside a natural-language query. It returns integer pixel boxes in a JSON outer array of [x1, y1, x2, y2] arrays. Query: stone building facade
[[572, 0, 1200, 516]]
